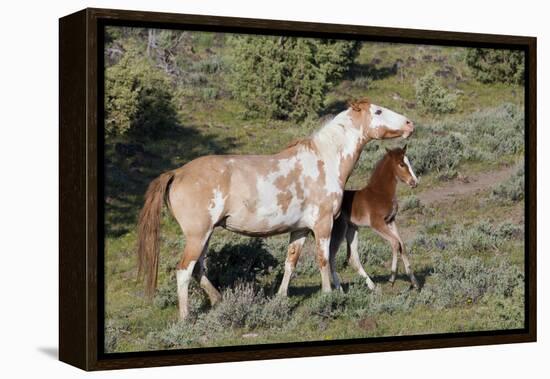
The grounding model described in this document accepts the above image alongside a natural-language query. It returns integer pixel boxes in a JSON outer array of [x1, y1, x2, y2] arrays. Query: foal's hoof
[[410, 278, 420, 291]]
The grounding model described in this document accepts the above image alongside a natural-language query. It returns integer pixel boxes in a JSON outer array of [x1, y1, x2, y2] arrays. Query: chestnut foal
[[330, 145, 419, 290], [278, 145, 419, 295]]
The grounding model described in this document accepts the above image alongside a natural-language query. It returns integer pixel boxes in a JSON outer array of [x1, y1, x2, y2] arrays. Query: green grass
[[103, 37, 525, 353]]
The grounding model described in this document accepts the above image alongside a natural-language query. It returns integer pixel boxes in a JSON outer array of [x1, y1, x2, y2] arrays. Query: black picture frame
[[59, 7, 537, 371]]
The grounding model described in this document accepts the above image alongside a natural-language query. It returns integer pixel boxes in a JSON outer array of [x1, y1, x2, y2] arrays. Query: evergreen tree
[[229, 36, 359, 121]]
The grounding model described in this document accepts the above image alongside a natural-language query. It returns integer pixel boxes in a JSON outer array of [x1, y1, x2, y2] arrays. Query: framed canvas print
[[59, 8, 536, 371]]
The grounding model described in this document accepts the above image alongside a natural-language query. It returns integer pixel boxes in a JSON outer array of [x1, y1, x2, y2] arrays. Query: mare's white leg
[[277, 230, 308, 296], [314, 218, 334, 293], [176, 232, 212, 320], [346, 225, 376, 290]]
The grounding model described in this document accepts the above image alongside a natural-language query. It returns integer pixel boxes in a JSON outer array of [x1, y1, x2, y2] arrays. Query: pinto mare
[[137, 99, 414, 320], [279, 146, 420, 295]]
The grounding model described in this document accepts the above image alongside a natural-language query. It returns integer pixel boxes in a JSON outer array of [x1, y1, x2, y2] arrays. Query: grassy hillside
[[103, 30, 525, 353]]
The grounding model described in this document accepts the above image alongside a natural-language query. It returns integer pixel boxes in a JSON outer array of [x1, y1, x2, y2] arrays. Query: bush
[[454, 220, 523, 254], [415, 73, 457, 114], [407, 133, 464, 176], [418, 251, 524, 309], [229, 36, 359, 121], [306, 291, 348, 320], [462, 104, 524, 156], [104, 318, 130, 352], [146, 282, 292, 349], [400, 195, 422, 212], [493, 165, 525, 202], [105, 45, 178, 136], [465, 48, 525, 84], [202, 282, 291, 330]]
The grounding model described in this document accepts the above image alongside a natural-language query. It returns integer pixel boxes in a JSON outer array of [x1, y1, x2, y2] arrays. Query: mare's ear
[[403, 144, 407, 152]]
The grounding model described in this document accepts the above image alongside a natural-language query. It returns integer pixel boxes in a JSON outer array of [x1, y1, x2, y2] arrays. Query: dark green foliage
[[465, 48, 525, 84], [228, 36, 359, 121], [492, 166, 525, 202], [415, 73, 457, 114], [105, 45, 178, 136]]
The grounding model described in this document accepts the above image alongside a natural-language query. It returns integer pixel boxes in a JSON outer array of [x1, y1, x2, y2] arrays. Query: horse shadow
[[205, 238, 279, 289], [104, 124, 240, 237], [370, 265, 433, 290]]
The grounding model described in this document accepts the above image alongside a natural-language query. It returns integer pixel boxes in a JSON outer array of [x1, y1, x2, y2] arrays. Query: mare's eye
[[399, 162, 406, 167], [375, 109, 382, 115]]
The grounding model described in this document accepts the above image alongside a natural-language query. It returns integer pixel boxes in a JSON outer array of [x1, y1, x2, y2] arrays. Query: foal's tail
[[137, 171, 175, 299]]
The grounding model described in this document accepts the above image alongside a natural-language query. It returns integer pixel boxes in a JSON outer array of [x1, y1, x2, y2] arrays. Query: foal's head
[[385, 145, 418, 188]]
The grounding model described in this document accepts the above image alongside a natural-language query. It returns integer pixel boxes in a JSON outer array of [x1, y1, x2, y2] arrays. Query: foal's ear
[[385, 147, 391, 153], [402, 144, 407, 152]]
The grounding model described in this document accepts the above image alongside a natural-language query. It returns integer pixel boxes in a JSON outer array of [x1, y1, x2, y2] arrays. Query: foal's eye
[[399, 162, 406, 167], [375, 109, 382, 115]]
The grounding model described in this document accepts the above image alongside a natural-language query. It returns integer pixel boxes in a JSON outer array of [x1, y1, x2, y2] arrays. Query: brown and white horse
[[278, 146, 419, 295], [137, 99, 414, 320]]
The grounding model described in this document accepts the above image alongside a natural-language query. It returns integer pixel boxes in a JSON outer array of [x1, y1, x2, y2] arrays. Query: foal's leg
[[388, 222, 419, 289], [277, 230, 308, 296], [176, 230, 212, 320], [314, 217, 334, 293], [345, 225, 376, 290], [328, 216, 347, 291], [370, 220, 402, 286]]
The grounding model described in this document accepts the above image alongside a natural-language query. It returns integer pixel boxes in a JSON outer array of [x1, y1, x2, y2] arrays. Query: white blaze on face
[[369, 104, 408, 131], [404, 155, 418, 183], [208, 187, 226, 224]]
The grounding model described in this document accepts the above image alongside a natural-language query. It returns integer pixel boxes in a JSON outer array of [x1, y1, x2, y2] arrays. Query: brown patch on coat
[[274, 163, 304, 213], [287, 243, 301, 267]]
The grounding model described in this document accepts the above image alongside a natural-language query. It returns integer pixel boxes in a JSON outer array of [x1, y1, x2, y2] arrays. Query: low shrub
[[146, 282, 292, 350], [198, 282, 291, 329], [305, 291, 348, 320], [462, 104, 524, 156], [400, 195, 422, 212], [492, 165, 525, 202], [454, 220, 523, 254], [418, 252, 524, 309], [407, 133, 464, 176], [104, 317, 131, 352]]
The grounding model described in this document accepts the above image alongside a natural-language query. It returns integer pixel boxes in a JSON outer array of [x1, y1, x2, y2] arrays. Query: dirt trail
[[397, 164, 518, 242], [415, 164, 517, 206]]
